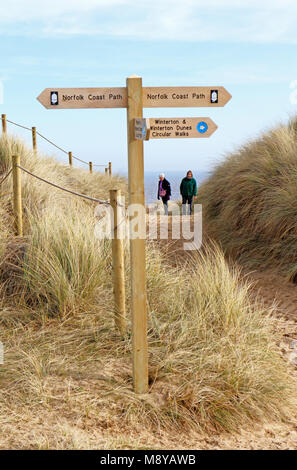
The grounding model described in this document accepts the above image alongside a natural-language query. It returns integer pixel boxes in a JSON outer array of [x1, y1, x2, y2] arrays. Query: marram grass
[[0, 135, 295, 446], [21, 205, 111, 316], [199, 117, 297, 281]]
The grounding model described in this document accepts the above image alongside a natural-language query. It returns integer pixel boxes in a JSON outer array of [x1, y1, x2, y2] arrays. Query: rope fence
[[1, 114, 112, 176], [0, 167, 12, 198], [6, 119, 31, 131], [17, 164, 111, 206], [35, 130, 68, 155], [9, 157, 126, 249], [1, 154, 126, 344], [1, 157, 126, 237], [0, 168, 12, 186], [16, 164, 125, 232], [1, 115, 126, 337]]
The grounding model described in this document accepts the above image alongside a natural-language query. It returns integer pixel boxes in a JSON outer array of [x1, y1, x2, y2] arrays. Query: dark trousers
[[182, 195, 193, 215], [162, 197, 169, 215]]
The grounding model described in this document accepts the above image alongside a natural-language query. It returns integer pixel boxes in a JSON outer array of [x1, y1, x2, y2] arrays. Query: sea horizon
[[117, 170, 210, 204]]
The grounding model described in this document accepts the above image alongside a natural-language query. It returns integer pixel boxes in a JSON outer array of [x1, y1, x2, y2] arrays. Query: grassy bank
[[0, 135, 295, 448], [199, 118, 297, 281]]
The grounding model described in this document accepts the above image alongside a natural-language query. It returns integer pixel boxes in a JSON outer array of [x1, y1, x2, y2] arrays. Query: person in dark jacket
[[180, 170, 197, 215], [157, 173, 171, 215]]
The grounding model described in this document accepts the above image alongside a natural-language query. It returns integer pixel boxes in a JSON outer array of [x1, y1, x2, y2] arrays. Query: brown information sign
[[37, 88, 128, 109], [37, 86, 231, 109], [143, 86, 231, 108], [148, 117, 217, 139]]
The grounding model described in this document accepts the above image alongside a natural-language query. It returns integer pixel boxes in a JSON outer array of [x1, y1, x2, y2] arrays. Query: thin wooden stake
[[110, 189, 126, 336], [126, 75, 148, 394], [32, 127, 37, 155], [108, 161, 112, 177], [89, 161, 93, 173], [12, 155, 23, 236], [105, 167, 108, 176], [68, 151, 73, 166], [1, 114, 6, 134]]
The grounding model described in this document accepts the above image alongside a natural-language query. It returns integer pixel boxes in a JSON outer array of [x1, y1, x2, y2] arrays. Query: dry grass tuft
[[199, 118, 297, 281]]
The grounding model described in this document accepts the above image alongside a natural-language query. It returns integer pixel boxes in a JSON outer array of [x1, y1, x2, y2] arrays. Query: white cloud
[[1, 0, 297, 43], [0, 1, 125, 22]]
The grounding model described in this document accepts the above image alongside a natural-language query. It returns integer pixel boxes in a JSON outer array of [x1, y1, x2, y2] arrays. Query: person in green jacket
[[180, 170, 197, 215]]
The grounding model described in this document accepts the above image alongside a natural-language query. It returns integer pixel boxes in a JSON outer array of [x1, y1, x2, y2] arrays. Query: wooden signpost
[[37, 77, 232, 395], [126, 76, 148, 393]]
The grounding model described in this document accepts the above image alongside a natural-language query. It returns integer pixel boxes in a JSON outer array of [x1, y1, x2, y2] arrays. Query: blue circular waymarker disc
[[197, 121, 208, 134]]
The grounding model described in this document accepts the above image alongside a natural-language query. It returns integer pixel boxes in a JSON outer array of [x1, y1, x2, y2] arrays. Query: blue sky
[[1, 0, 297, 173]]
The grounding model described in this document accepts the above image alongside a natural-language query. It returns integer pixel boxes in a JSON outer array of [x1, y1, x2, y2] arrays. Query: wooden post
[[12, 155, 23, 237], [108, 161, 112, 177], [126, 75, 148, 394], [105, 167, 108, 176], [2, 114, 6, 135], [89, 161, 93, 174], [68, 151, 73, 166], [110, 189, 126, 336], [32, 127, 37, 155]]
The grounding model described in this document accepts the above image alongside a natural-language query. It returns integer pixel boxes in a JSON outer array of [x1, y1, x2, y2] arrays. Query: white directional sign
[[37, 86, 231, 109]]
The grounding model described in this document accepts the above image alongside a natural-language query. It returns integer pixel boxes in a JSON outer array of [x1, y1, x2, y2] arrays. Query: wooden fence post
[[12, 155, 23, 237], [105, 167, 108, 176], [108, 161, 112, 177], [89, 161, 93, 174], [1, 114, 6, 135], [126, 75, 148, 394], [68, 151, 73, 166], [32, 127, 37, 155], [110, 189, 126, 336]]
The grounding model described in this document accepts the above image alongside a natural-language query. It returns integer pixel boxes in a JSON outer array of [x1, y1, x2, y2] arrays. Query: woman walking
[[180, 170, 197, 215], [157, 173, 171, 215]]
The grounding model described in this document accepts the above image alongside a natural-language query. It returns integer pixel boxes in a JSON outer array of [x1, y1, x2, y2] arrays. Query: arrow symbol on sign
[[197, 121, 209, 134]]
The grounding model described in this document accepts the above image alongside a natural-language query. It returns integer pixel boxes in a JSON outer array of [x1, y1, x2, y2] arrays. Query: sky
[[1, 0, 297, 173]]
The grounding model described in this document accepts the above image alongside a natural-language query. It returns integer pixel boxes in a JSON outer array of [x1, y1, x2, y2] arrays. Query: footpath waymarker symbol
[[148, 117, 217, 139], [37, 78, 231, 395], [50, 92, 59, 106], [210, 90, 219, 103], [135, 118, 150, 141]]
